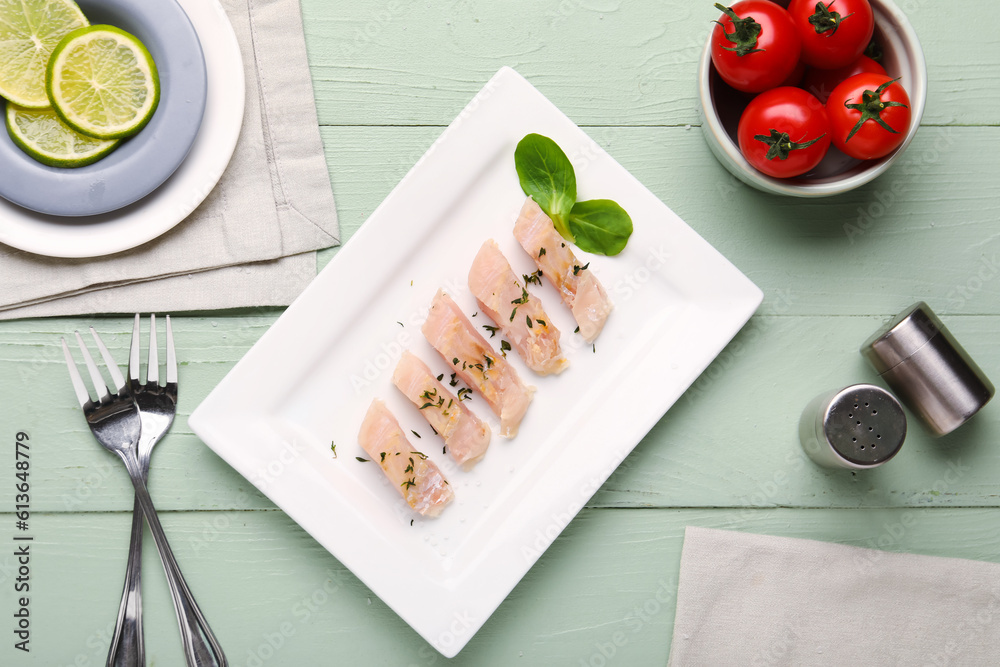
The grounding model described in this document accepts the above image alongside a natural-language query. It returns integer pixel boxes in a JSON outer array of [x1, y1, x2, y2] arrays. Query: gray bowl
[[0, 0, 207, 216], [698, 0, 927, 197]]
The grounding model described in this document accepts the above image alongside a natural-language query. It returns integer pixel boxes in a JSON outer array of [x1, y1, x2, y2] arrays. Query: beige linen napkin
[[668, 526, 1000, 666], [0, 0, 338, 320]]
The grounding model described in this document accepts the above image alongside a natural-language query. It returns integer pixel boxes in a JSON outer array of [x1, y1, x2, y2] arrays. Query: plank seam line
[[316, 123, 1000, 129], [14, 505, 1000, 515]]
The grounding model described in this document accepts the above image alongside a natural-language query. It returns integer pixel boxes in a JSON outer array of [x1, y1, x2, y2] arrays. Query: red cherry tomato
[[711, 1, 801, 93], [787, 0, 875, 69], [738, 87, 831, 178], [802, 55, 886, 103], [827, 73, 911, 160]]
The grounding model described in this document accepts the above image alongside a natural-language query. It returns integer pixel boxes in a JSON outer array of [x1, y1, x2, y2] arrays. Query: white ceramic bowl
[[698, 0, 927, 197]]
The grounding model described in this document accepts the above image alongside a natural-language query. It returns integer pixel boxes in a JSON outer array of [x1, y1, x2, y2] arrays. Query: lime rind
[[0, 0, 89, 107], [5, 101, 119, 168], [46, 24, 160, 140]]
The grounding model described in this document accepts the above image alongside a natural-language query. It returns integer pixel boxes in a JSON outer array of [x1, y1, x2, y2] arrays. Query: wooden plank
[[2, 315, 996, 512], [592, 313, 1000, 509], [4, 507, 999, 665], [0, 317, 280, 514], [300, 1, 1000, 127], [318, 124, 1000, 315], [1, 0, 995, 662]]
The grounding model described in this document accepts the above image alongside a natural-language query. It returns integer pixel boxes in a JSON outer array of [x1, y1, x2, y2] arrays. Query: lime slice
[[47, 25, 159, 140], [6, 101, 119, 167], [0, 0, 89, 107]]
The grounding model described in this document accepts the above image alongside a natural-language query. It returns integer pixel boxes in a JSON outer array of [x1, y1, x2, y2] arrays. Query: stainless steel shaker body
[[861, 302, 994, 436]]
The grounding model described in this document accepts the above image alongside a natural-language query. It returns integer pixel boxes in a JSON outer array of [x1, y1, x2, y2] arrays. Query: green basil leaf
[[567, 200, 633, 256], [514, 134, 577, 240]]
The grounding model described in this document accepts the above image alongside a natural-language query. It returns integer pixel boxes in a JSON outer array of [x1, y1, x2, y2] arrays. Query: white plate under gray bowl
[[698, 0, 927, 197], [0, 0, 244, 258], [189, 67, 763, 658], [0, 0, 207, 217]]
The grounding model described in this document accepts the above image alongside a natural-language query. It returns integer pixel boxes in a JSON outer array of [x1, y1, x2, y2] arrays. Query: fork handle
[[122, 459, 228, 667], [106, 493, 145, 667]]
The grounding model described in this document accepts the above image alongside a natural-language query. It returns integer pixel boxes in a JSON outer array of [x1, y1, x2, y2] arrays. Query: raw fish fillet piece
[[421, 289, 534, 438], [468, 239, 568, 376], [392, 350, 491, 469], [513, 197, 613, 342], [358, 398, 454, 517]]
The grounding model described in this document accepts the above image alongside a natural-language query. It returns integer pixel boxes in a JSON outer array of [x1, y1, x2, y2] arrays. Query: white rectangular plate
[[189, 67, 762, 657]]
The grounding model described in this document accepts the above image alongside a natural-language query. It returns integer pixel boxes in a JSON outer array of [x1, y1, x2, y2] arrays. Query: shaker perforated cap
[[861, 302, 994, 436], [800, 384, 906, 469]]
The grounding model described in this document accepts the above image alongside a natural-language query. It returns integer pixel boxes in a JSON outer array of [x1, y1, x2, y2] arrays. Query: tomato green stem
[[713, 3, 764, 56], [843, 77, 908, 142], [808, 0, 854, 35], [754, 129, 826, 161], [864, 37, 883, 62]]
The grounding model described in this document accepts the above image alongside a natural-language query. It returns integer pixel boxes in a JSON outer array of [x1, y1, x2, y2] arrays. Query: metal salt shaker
[[799, 384, 907, 469], [861, 302, 995, 437]]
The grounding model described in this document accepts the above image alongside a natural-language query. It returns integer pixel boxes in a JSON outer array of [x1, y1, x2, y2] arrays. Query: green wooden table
[[3, 1, 999, 665]]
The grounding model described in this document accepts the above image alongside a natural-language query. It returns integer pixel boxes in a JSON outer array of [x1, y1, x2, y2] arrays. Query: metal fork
[[63, 323, 227, 667], [106, 315, 184, 667]]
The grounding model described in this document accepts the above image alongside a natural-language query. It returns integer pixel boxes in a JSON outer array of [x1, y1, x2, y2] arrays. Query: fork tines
[[130, 314, 177, 388], [63, 315, 177, 409], [62, 329, 127, 409]]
